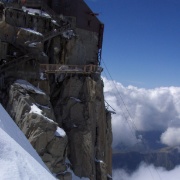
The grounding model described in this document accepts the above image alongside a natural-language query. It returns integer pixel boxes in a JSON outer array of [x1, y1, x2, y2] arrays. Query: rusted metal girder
[[40, 64, 103, 74]]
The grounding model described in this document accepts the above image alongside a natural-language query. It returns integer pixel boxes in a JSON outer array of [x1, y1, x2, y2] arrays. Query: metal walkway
[[40, 64, 103, 74]]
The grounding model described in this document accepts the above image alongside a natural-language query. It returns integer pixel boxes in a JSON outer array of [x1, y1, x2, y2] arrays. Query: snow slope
[[0, 104, 56, 180]]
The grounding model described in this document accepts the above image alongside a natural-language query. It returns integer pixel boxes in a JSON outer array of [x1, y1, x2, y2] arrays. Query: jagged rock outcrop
[[51, 75, 112, 179], [6, 80, 70, 179]]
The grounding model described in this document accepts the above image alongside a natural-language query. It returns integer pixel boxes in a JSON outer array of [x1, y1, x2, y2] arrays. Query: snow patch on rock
[[15, 79, 45, 95], [55, 127, 66, 137], [0, 104, 56, 179]]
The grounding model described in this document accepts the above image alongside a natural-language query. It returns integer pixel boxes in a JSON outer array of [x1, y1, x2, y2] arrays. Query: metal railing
[[40, 64, 103, 74]]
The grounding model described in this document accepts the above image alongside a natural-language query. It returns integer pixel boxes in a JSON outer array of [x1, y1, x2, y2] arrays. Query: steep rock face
[[6, 80, 70, 179], [51, 75, 112, 179]]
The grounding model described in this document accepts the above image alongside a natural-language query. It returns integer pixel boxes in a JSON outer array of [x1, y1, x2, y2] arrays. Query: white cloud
[[113, 163, 180, 180], [161, 127, 180, 147], [103, 77, 180, 148]]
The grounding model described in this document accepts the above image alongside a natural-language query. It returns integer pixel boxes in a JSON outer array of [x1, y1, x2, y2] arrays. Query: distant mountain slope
[[113, 148, 180, 172], [113, 130, 180, 172]]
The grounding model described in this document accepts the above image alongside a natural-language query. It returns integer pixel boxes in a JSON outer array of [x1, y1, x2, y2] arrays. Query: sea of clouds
[[103, 77, 180, 179], [113, 163, 180, 180], [103, 77, 180, 148]]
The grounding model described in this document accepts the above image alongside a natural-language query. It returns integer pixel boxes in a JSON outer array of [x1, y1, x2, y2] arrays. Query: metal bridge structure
[[40, 64, 103, 74]]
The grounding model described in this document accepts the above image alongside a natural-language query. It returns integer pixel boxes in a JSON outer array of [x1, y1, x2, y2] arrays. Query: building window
[[88, 20, 91, 27]]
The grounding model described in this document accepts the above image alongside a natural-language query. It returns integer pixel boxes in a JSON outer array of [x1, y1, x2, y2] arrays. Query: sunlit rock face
[[6, 80, 70, 180], [4, 77, 112, 179]]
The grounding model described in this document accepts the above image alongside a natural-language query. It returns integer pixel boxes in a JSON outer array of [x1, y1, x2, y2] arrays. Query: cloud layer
[[113, 163, 180, 180], [160, 127, 180, 146], [103, 77, 180, 148]]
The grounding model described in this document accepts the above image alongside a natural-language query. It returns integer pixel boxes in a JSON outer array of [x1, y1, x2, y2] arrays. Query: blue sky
[[84, 0, 180, 88]]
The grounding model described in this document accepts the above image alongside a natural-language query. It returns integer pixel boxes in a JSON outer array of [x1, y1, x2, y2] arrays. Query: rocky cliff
[[6, 80, 70, 179], [51, 76, 112, 179], [3, 76, 112, 180], [0, 1, 112, 179]]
